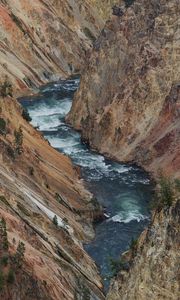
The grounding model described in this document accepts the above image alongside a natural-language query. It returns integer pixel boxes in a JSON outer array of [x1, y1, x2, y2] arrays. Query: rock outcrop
[[106, 199, 180, 300], [0, 1, 116, 298], [0, 0, 104, 94], [0, 95, 105, 299], [67, 0, 180, 178]]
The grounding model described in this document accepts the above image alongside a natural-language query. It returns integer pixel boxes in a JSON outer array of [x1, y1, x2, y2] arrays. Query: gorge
[[20, 77, 154, 292], [0, 0, 179, 299]]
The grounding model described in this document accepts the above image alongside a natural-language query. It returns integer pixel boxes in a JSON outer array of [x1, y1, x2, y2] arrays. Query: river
[[20, 77, 153, 291]]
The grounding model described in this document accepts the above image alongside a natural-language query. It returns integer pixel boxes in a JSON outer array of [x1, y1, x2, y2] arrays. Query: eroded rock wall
[[0, 0, 104, 94], [67, 0, 180, 178], [106, 199, 180, 300], [0, 95, 105, 299]]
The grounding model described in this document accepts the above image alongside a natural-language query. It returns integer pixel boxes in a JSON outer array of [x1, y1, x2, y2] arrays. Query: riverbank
[[20, 77, 154, 292]]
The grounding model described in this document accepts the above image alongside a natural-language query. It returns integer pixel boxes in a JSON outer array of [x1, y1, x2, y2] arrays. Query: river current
[[20, 77, 153, 290]]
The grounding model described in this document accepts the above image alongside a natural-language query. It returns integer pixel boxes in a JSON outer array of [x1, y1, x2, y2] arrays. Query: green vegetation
[[14, 241, 25, 268], [7, 269, 15, 284], [159, 176, 174, 207], [1, 256, 8, 267], [174, 179, 180, 192], [0, 118, 6, 135], [53, 215, 58, 227], [124, 0, 135, 7], [0, 220, 26, 290], [14, 127, 23, 154], [0, 218, 9, 251], [109, 257, 127, 276], [0, 271, 4, 291], [151, 174, 180, 211], [0, 76, 13, 98], [22, 108, 32, 122], [82, 286, 91, 300], [129, 237, 138, 254], [29, 166, 34, 176], [55, 193, 62, 204], [83, 27, 96, 42], [6, 145, 15, 160]]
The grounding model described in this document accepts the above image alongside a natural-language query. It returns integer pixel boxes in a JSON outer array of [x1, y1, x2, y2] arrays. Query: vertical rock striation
[[0, 0, 104, 94], [106, 199, 180, 300], [67, 0, 180, 178]]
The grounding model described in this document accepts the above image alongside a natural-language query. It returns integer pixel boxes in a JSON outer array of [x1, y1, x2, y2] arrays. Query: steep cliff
[[0, 1, 117, 298], [107, 198, 180, 300], [0, 95, 105, 299], [67, 0, 180, 178], [0, 0, 104, 94]]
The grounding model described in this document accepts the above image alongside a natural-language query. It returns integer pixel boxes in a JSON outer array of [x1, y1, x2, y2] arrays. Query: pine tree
[[14, 241, 25, 268], [14, 127, 23, 154], [1, 218, 9, 251], [53, 215, 58, 227]]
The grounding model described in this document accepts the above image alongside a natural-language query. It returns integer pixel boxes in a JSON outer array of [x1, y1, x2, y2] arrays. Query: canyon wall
[[0, 0, 104, 94], [67, 0, 180, 178], [0, 95, 105, 299], [107, 199, 180, 300], [0, 1, 116, 298], [67, 1, 180, 299]]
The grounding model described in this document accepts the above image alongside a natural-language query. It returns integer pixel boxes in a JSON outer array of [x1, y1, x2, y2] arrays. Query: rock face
[[0, 96, 105, 299], [106, 199, 180, 300], [0, 0, 104, 94], [67, 0, 180, 178], [0, 1, 115, 298]]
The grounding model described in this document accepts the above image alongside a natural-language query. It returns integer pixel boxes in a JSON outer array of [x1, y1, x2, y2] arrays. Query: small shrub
[[45, 183, 49, 189], [0, 218, 9, 251], [152, 175, 175, 210], [1, 255, 8, 266], [0, 118, 6, 135], [83, 27, 95, 42], [14, 241, 25, 268], [129, 237, 138, 256], [0, 76, 13, 98], [7, 269, 15, 284], [0, 271, 4, 291], [124, 0, 135, 8], [55, 193, 62, 203], [53, 215, 58, 227], [29, 166, 34, 176], [159, 176, 174, 207], [174, 179, 180, 192], [22, 108, 32, 122], [129, 237, 138, 250], [14, 127, 23, 154], [6, 145, 15, 160], [109, 257, 127, 277], [82, 286, 91, 300]]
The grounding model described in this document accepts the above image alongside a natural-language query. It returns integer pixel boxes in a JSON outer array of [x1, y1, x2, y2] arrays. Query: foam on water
[[31, 115, 62, 131], [28, 99, 71, 118], [109, 211, 149, 223], [20, 78, 153, 292]]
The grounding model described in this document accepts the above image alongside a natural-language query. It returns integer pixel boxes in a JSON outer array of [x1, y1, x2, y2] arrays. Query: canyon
[[0, 0, 109, 299], [0, 0, 179, 299], [67, 0, 180, 299]]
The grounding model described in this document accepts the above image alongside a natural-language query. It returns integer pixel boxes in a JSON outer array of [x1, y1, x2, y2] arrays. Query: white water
[[20, 77, 153, 290]]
